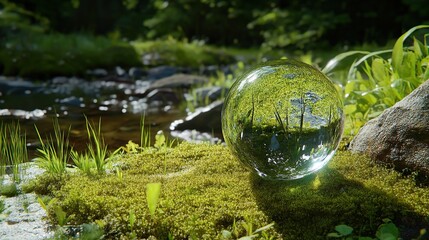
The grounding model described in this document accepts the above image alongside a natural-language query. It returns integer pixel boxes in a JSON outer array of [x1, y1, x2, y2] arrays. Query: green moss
[[0, 33, 141, 77], [132, 39, 235, 67], [0, 182, 18, 197], [37, 142, 429, 239]]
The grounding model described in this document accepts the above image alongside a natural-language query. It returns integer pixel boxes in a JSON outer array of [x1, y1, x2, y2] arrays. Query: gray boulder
[[149, 73, 208, 89], [349, 80, 429, 175], [170, 100, 223, 133]]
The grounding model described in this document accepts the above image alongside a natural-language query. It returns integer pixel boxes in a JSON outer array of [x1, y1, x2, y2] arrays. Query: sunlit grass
[[34, 118, 71, 175], [0, 121, 28, 183], [140, 115, 151, 149], [85, 117, 109, 174], [69, 116, 114, 175], [71, 150, 93, 175]]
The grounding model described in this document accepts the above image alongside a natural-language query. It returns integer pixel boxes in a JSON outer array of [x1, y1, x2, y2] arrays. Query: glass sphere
[[222, 59, 344, 180]]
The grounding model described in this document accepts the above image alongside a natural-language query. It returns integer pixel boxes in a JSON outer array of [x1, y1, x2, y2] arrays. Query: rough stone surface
[[149, 73, 208, 89], [0, 163, 54, 240], [349, 80, 429, 175]]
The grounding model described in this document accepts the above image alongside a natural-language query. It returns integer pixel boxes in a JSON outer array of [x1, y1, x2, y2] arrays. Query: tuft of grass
[[140, 115, 151, 149], [85, 117, 109, 174], [0, 121, 28, 183], [70, 150, 94, 175], [34, 118, 71, 175], [71, 116, 111, 175]]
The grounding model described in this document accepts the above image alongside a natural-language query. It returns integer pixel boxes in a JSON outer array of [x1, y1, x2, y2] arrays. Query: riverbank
[[0, 163, 54, 239]]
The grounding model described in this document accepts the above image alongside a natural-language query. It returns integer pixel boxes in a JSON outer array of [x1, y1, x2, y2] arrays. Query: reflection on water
[[0, 76, 186, 158]]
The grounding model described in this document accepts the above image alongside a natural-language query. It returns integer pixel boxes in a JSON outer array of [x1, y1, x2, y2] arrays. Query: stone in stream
[[128, 67, 145, 79], [349, 80, 429, 176], [170, 100, 223, 133], [0, 76, 42, 95], [185, 86, 228, 104], [146, 88, 180, 103], [146, 66, 180, 80], [85, 68, 108, 78], [148, 73, 208, 89]]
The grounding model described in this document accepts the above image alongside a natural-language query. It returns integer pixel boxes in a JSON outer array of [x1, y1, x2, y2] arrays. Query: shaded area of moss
[[34, 143, 429, 239]]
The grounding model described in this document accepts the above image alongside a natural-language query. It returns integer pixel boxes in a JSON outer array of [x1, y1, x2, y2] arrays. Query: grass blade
[[322, 50, 370, 74], [392, 25, 429, 71], [146, 182, 161, 217]]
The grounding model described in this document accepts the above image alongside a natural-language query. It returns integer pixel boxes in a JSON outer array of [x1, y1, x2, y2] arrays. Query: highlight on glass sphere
[[221, 58, 344, 180]]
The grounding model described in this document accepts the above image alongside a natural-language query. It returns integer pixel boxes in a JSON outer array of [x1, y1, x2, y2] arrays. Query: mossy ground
[[34, 142, 429, 239]]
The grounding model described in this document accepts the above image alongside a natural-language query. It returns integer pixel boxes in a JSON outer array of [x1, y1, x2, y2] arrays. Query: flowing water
[[0, 75, 188, 158]]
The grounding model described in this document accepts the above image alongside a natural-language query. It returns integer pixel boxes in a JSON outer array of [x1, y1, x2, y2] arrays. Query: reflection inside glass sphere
[[222, 59, 344, 180]]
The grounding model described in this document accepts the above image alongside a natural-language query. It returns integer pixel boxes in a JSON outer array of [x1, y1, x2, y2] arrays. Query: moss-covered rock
[[35, 143, 429, 239]]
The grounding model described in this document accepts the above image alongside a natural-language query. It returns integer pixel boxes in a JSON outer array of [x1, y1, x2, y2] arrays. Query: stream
[[0, 66, 223, 159]]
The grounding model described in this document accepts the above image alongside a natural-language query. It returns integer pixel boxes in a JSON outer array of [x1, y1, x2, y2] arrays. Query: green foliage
[[140, 115, 151, 149], [37, 195, 49, 212], [222, 220, 275, 240], [0, 0, 49, 35], [0, 121, 28, 182], [21, 179, 36, 193], [0, 32, 141, 77], [5, 0, 429, 50], [71, 150, 94, 176], [327, 219, 424, 240], [71, 117, 117, 175], [53, 205, 70, 227], [39, 196, 71, 227], [32, 172, 66, 196], [21, 196, 30, 213], [33, 143, 429, 239], [0, 182, 18, 197], [131, 38, 235, 67], [146, 182, 161, 217], [154, 130, 176, 149], [0, 198, 5, 214], [128, 209, 137, 237], [70, 149, 87, 171], [85, 117, 109, 174], [34, 118, 71, 175], [325, 25, 429, 135], [248, 7, 344, 49], [185, 61, 244, 112], [327, 224, 355, 239], [376, 219, 399, 240], [79, 223, 105, 240]]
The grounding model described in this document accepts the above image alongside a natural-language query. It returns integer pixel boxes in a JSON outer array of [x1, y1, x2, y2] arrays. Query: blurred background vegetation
[[1, 0, 429, 77], [3, 0, 429, 47]]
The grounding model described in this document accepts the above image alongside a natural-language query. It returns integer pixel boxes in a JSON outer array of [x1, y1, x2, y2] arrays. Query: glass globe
[[222, 59, 344, 180]]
